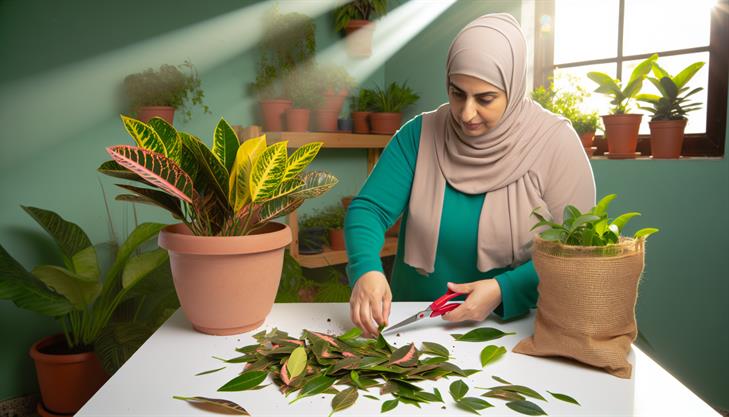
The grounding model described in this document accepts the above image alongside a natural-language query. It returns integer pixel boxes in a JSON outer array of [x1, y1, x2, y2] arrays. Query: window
[[534, 0, 728, 157]]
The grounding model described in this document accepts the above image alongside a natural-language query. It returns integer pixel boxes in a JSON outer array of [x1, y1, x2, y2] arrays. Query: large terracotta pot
[[29, 334, 109, 415], [286, 108, 310, 132], [158, 222, 292, 335], [649, 119, 687, 159], [315, 109, 339, 132], [260, 99, 292, 131], [602, 114, 642, 158], [344, 20, 375, 58], [137, 106, 175, 124], [352, 112, 371, 133], [370, 112, 402, 135]]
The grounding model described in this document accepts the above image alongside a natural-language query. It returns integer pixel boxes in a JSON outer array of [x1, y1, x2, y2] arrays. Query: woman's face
[[448, 74, 507, 136]]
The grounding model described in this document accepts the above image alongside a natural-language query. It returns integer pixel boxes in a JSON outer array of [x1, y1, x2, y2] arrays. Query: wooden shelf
[[293, 237, 398, 269], [265, 131, 391, 148]]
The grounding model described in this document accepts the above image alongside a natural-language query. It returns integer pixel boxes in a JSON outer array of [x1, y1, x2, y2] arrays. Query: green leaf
[[451, 327, 515, 342], [147, 117, 182, 162], [32, 265, 101, 309], [548, 390, 580, 405], [480, 345, 506, 367], [634, 227, 659, 239], [249, 141, 288, 202], [611, 212, 640, 231], [587, 72, 621, 96], [421, 341, 449, 358], [673, 61, 704, 89], [282, 142, 323, 183], [121, 249, 168, 289], [456, 397, 493, 415], [449, 379, 469, 401], [70, 245, 100, 281], [482, 389, 525, 401], [492, 376, 512, 384], [592, 194, 616, 217], [21, 206, 92, 264], [121, 115, 167, 155], [338, 327, 363, 341], [98, 160, 142, 181], [114, 184, 184, 220], [286, 346, 307, 379], [218, 370, 267, 391], [195, 367, 226, 376], [539, 229, 565, 241], [173, 396, 249, 415], [506, 400, 547, 415], [293, 374, 335, 402], [488, 385, 546, 401], [329, 387, 358, 416], [381, 399, 399, 413], [212, 118, 240, 173], [288, 171, 339, 199], [363, 394, 380, 401], [628, 54, 657, 87], [568, 214, 600, 233], [388, 343, 418, 367]]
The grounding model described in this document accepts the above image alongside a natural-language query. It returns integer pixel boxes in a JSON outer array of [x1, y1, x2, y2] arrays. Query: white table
[[78, 303, 719, 416]]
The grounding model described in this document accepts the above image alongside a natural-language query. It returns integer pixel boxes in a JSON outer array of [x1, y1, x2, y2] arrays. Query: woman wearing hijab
[[345, 13, 596, 336]]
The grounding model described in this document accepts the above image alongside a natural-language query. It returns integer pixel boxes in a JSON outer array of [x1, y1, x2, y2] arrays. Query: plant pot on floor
[[370, 112, 402, 135], [158, 222, 292, 335], [329, 228, 346, 251], [315, 109, 339, 132], [29, 334, 109, 415], [137, 106, 175, 124], [260, 99, 293, 131], [352, 112, 371, 133], [649, 119, 686, 159], [286, 108, 311, 132], [344, 20, 375, 58], [602, 114, 642, 158]]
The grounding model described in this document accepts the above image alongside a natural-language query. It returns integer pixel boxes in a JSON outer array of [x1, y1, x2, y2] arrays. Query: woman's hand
[[442, 279, 502, 322], [349, 271, 392, 337]]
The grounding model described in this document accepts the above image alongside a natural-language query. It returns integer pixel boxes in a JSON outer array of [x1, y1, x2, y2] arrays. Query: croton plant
[[99, 116, 338, 236]]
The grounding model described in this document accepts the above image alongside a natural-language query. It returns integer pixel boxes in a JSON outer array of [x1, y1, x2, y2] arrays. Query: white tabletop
[[78, 303, 718, 416]]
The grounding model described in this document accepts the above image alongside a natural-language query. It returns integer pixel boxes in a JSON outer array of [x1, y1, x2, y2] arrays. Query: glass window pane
[[623, 0, 713, 56], [554, 63, 618, 119], [554, 0, 618, 64], [622, 52, 708, 134]]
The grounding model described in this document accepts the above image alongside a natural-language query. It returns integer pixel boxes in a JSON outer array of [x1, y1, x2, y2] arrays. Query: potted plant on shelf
[[369, 81, 419, 134], [0, 207, 169, 416], [636, 60, 705, 159], [514, 194, 658, 378], [351, 88, 375, 133], [284, 63, 325, 132], [99, 115, 338, 335], [122, 60, 210, 124], [334, 0, 388, 58], [249, 8, 317, 131], [315, 65, 356, 131], [587, 54, 657, 158], [298, 211, 329, 255]]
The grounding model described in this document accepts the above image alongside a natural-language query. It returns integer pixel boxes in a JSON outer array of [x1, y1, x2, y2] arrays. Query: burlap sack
[[513, 236, 645, 378]]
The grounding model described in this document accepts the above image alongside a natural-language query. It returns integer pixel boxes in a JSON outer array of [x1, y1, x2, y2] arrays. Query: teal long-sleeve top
[[344, 115, 539, 320]]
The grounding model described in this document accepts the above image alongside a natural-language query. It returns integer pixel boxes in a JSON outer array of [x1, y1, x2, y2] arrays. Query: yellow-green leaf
[[121, 115, 167, 155], [229, 135, 267, 210], [212, 118, 239, 173], [121, 249, 169, 289], [282, 142, 323, 183], [249, 141, 288, 202], [286, 346, 307, 379], [32, 265, 101, 309], [480, 345, 506, 367], [148, 117, 181, 162], [70, 245, 100, 281]]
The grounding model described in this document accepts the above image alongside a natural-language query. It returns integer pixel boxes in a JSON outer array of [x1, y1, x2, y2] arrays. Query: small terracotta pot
[[321, 89, 348, 114], [602, 114, 643, 156], [315, 109, 339, 132], [329, 228, 346, 251], [29, 334, 109, 415], [137, 106, 175, 124], [159, 222, 292, 335], [260, 99, 292, 131], [341, 196, 354, 211], [286, 108, 310, 132], [649, 119, 686, 159], [370, 112, 402, 135], [344, 20, 375, 58], [352, 112, 371, 133], [579, 131, 596, 148]]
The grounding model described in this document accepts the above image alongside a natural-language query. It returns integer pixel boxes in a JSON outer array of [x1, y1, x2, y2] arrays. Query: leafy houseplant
[[514, 194, 658, 378], [587, 54, 657, 158], [369, 82, 420, 135], [99, 115, 337, 335], [334, 0, 388, 57], [636, 61, 705, 158], [284, 63, 325, 132], [0, 207, 168, 414], [123, 60, 210, 124], [351, 88, 376, 133]]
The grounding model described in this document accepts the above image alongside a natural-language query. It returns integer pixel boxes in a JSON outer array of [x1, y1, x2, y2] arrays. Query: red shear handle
[[429, 302, 460, 317], [429, 289, 464, 317]]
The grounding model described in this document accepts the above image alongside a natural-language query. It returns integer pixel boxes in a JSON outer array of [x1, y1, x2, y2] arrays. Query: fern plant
[[334, 0, 388, 32], [369, 82, 419, 113], [99, 116, 338, 236]]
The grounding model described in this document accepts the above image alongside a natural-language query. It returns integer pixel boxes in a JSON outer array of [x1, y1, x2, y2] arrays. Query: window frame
[[534, 0, 728, 157]]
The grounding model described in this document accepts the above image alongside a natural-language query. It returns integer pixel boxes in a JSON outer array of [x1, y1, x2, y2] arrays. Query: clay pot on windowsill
[[601, 114, 643, 158], [648, 119, 687, 159]]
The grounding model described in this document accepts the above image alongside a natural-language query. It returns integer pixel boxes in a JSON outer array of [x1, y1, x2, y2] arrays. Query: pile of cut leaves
[[177, 326, 578, 416]]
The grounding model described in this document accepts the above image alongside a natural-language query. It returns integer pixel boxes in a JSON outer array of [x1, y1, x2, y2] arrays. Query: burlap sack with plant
[[513, 236, 645, 378]]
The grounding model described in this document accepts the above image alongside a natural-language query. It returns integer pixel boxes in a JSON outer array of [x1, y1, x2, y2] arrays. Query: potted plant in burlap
[[513, 194, 659, 378]]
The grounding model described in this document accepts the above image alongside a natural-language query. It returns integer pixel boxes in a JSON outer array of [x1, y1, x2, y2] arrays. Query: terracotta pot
[[579, 131, 596, 148], [321, 89, 348, 114], [329, 228, 346, 251], [602, 114, 642, 157], [344, 20, 375, 58], [352, 112, 371, 133], [158, 222, 292, 335], [386, 218, 402, 237], [370, 112, 402, 135], [29, 334, 109, 415], [260, 99, 292, 131], [137, 106, 175, 124], [286, 108, 310, 132], [315, 109, 339, 132], [649, 119, 687, 159], [341, 196, 354, 211], [584, 146, 596, 157]]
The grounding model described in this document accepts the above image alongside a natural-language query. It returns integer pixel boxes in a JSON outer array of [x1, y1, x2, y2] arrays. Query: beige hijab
[[404, 13, 568, 274]]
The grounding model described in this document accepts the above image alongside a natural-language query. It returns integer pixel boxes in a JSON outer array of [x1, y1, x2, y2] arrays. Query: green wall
[[1, 0, 727, 412]]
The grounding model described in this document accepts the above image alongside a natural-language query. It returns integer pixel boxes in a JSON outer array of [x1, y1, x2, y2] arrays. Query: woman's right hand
[[349, 271, 392, 337]]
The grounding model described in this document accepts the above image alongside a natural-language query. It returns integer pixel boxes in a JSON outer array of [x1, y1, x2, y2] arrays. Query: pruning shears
[[381, 289, 463, 334]]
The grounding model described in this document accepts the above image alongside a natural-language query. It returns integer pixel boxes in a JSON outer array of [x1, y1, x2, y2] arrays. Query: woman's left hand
[[441, 279, 502, 322]]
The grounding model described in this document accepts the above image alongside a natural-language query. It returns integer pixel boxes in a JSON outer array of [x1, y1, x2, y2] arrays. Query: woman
[[345, 13, 595, 336]]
